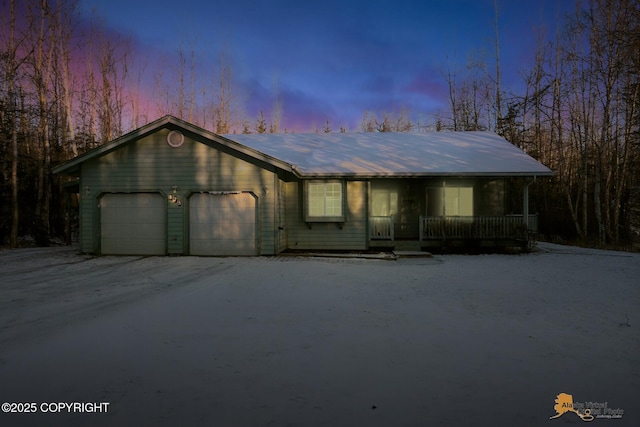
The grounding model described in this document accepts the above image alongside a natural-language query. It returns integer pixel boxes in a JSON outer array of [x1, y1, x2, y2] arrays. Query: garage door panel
[[190, 193, 257, 256], [190, 240, 255, 256], [135, 223, 163, 237], [193, 224, 255, 240], [101, 193, 166, 255]]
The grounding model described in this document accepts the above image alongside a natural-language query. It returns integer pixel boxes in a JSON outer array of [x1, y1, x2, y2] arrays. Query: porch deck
[[369, 215, 538, 249], [421, 215, 537, 249]]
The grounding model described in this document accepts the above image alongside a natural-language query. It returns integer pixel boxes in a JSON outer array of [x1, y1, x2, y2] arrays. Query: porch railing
[[419, 215, 538, 241], [370, 216, 394, 240]]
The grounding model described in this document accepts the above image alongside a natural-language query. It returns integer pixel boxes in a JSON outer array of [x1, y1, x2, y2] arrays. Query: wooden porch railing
[[370, 216, 394, 240], [419, 215, 538, 241]]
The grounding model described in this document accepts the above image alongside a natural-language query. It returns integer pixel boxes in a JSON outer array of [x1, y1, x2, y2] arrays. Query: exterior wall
[[476, 179, 505, 216], [284, 180, 368, 250], [79, 128, 279, 255], [78, 174, 93, 253], [277, 179, 288, 252]]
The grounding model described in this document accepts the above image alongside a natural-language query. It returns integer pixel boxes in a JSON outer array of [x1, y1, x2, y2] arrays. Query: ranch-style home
[[53, 115, 553, 256]]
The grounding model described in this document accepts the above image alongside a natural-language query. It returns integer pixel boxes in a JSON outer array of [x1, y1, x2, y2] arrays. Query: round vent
[[167, 130, 184, 148]]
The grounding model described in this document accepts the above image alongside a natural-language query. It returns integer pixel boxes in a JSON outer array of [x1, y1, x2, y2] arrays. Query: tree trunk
[[10, 94, 19, 248], [7, 0, 19, 248], [565, 186, 583, 237], [594, 153, 605, 245]]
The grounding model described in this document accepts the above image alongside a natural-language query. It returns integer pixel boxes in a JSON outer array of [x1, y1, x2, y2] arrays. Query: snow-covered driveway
[[1, 244, 638, 426]]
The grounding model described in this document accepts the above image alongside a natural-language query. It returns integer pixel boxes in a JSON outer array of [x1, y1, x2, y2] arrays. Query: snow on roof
[[224, 131, 553, 177]]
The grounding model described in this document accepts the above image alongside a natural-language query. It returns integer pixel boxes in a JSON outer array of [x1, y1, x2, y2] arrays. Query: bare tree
[[0, 0, 26, 247], [493, 0, 503, 133], [25, 0, 58, 242], [444, 59, 459, 130], [188, 47, 195, 123], [129, 53, 148, 130], [177, 46, 186, 119], [270, 76, 282, 134], [507, 0, 640, 245], [444, 54, 492, 131], [360, 111, 377, 132], [214, 49, 233, 133], [55, 0, 78, 157], [359, 110, 414, 132]]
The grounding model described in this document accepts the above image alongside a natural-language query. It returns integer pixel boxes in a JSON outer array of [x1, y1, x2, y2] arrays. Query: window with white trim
[[444, 186, 473, 216], [306, 181, 344, 221], [426, 186, 473, 216]]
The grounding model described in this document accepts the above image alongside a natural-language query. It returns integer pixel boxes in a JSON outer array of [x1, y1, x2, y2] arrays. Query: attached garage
[[100, 193, 166, 255], [189, 192, 258, 256]]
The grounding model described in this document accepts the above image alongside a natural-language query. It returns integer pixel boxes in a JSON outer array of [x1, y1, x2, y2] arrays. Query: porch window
[[306, 181, 344, 221], [445, 186, 473, 216], [426, 186, 473, 216], [372, 189, 398, 217]]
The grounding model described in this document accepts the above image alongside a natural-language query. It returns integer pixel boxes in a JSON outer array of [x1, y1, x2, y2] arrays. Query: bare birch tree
[[214, 49, 233, 133], [55, 0, 78, 157], [25, 0, 57, 242], [493, 0, 503, 133], [0, 0, 26, 247], [512, 0, 639, 244]]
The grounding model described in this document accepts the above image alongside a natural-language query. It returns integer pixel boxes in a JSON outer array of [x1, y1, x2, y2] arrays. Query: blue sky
[[84, 0, 573, 131]]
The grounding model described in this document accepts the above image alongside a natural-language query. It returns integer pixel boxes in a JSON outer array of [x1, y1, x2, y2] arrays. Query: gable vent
[[167, 130, 184, 147]]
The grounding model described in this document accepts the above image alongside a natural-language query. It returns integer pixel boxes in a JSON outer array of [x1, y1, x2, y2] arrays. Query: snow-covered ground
[[0, 243, 638, 426]]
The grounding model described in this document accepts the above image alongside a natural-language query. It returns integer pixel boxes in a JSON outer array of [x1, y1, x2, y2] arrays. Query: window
[[372, 189, 398, 217], [306, 181, 344, 221], [444, 186, 473, 216], [425, 186, 473, 216]]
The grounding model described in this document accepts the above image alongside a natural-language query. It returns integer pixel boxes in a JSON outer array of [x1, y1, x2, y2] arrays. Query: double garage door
[[100, 192, 257, 256]]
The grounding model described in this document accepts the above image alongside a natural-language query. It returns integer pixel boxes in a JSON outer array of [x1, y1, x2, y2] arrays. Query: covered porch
[[368, 177, 540, 250]]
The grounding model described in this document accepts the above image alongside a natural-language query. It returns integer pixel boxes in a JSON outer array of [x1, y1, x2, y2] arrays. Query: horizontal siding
[[285, 180, 367, 251], [79, 177, 94, 253], [167, 203, 184, 254], [80, 129, 278, 255], [278, 179, 287, 252]]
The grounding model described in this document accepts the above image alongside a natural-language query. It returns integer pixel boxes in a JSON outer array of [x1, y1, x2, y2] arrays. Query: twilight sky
[[83, 0, 573, 132]]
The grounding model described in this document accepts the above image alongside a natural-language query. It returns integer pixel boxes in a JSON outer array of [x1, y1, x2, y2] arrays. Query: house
[[53, 115, 553, 255]]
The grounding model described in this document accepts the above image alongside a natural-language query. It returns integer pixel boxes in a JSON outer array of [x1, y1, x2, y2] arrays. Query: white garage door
[[100, 193, 166, 255], [190, 192, 257, 256]]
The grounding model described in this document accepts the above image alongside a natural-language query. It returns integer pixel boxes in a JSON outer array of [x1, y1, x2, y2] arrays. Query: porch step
[[393, 250, 432, 258], [392, 240, 432, 258], [393, 240, 422, 251]]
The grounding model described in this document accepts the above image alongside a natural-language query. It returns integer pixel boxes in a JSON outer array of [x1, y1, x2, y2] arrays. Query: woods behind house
[[1, 0, 639, 248]]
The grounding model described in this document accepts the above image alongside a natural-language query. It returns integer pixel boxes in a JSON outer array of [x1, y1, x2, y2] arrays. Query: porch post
[[65, 190, 71, 245], [523, 178, 529, 229], [522, 176, 537, 229]]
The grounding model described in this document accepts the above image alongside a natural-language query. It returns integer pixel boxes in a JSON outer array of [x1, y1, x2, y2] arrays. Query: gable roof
[[225, 131, 553, 177], [53, 115, 553, 178], [52, 115, 294, 176]]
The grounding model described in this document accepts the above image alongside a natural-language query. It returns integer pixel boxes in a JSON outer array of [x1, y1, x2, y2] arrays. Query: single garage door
[[100, 193, 166, 255], [190, 192, 257, 256]]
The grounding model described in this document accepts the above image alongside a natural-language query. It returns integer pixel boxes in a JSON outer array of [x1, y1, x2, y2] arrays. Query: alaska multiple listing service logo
[[550, 393, 625, 421]]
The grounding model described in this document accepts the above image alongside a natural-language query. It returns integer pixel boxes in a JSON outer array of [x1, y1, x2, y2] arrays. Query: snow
[[0, 243, 638, 426], [224, 131, 554, 176]]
